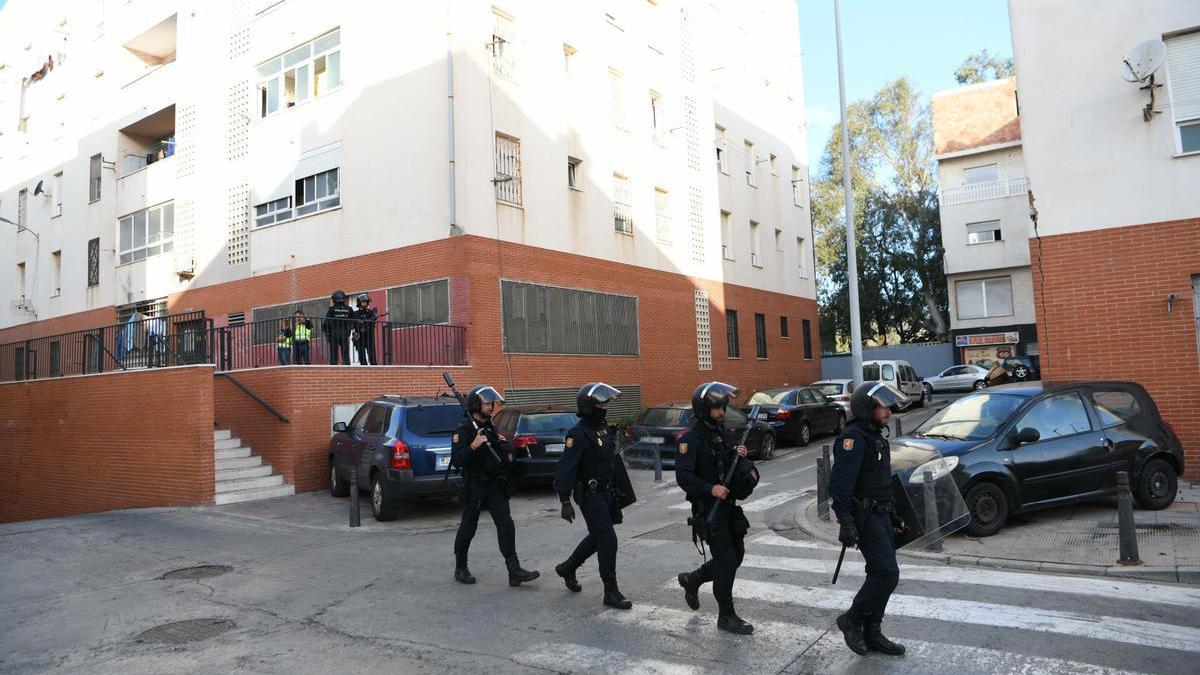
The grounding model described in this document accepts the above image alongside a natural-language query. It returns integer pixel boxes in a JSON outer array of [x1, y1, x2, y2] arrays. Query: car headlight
[[908, 456, 959, 484]]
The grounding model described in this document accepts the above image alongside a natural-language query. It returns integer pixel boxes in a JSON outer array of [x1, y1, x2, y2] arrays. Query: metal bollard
[[895, 417, 903, 437], [350, 463, 361, 528], [1117, 471, 1141, 565], [923, 469, 942, 552], [817, 444, 831, 521], [653, 445, 663, 482]]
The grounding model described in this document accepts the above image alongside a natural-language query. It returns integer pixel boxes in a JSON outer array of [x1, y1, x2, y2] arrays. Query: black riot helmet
[[850, 382, 906, 424], [331, 290, 347, 303], [577, 382, 621, 422], [356, 293, 370, 307], [466, 385, 505, 417], [691, 382, 740, 422]]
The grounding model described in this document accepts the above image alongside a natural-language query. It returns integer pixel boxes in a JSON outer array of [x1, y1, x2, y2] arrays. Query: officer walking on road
[[553, 382, 634, 610], [829, 382, 908, 656], [323, 290, 355, 365], [450, 385, 540, 587], [675, 382, 755, 635]]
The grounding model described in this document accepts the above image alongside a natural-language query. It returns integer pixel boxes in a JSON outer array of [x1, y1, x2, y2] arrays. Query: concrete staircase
[[213, 429, 295, 505]]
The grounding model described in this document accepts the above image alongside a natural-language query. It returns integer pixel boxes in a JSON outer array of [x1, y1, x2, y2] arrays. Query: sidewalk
[[792, 481, 1200, 585]]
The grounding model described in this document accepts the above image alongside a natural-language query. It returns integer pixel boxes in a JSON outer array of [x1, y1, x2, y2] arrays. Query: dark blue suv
[[329, 395, 465, 521]]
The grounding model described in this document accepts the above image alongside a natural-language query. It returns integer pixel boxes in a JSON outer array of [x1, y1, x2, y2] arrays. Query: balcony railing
[[940, 177, 1029, 206]]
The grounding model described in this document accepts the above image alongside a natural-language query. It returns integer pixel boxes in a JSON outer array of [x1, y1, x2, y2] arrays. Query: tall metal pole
[[834, 0, 863, 383]]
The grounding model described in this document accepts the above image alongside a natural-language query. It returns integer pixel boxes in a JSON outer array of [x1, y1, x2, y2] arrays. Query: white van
[[862, 360, 926, 408]]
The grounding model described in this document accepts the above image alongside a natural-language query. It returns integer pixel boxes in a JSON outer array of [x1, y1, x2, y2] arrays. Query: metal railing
[[940, 177, 1029, 206]]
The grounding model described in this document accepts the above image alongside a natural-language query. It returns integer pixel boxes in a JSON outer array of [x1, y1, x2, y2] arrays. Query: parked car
[[328, 395, 465, 521], [891, 381, 1183, 537], [622, 402, 774, 468], [862, 360, 924, 408], [743, 386, 846, 446], [491, 404, 579, 485], [924, 364, 991, 393], [1002, 355, 1040, 382], [810, 379, 856, 418]]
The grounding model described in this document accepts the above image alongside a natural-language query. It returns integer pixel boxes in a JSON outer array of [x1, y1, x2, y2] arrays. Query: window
[[1090, 390, 1143, 428], [386, 279, 450, 325], [769, 153, 778, 175], [118, 202, 174, 264], [963, 163, 998, 184], [609, 69, 626, 129], [799, 389, 820, 404], [51, 250, 61, 296], [654, 187, 671, 243], [650, 90, 667, 146], [744, 140, 756, 186], [791, 166, 803, 206], [882, 364, 896, 381], [294, 168, 340, 216], [53, 171, 63, 217], [87, 238, 100, 286], [254, 196, 292, 227], [715, 125, 728, 172], [774, 228, 783, 252], [494, 134, 522, 205], [563, 43, 576, 76], [796, 237, 807, 277], [363, 405, 391, 435], [780, 316, 789, 338], [754, 313, 767, 358], [613, 173, 632, 233], [967, 220, 1002, 244], [802, 318, 812, 359], [348, 405, 372, 432], [89, 154, 102, 202], [16, 262, 26, 299], [257, 29, 340, 117], [500, 280, 638, 355], [956, 277, 1014, 319], [749, 221, 761, 267], [720, 210, 733, 259], [567, 156, 581, 189], [726, 310, 740, 358], [491, 10, 517, 79], [17, 189, 27, 227], [1015, 392, 1093, 440], [1166, 31, 1200, 153]]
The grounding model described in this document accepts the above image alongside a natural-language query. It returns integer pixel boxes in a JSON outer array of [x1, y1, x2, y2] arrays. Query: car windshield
[[639, 407, 690, 427], [747, 389, 792, 404], [517, 412, 579, 436], [913, 393, 1028, 440], [406, 405, 466, 437], [813, 383, 843, 396]]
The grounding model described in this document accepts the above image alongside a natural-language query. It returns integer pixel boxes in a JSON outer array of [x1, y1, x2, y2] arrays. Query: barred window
[[726, 310, 740, 358], [386, 279, 449, 325], [501, 280, 638, 356], [87, 238, 100, 286], [491, 10, 517, 80], [613, 174, 632, 234], [755, 313, 767, 359], [495, 134, 522, 204]]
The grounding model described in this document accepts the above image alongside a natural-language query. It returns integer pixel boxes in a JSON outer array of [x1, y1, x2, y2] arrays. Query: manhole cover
[[161, 565, 232, 580], [136, 618, 235, 644]]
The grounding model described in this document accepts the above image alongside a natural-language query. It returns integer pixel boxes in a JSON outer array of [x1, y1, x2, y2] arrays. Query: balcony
[[116, 104, 177, 216], [940, 177, 1029, 206]]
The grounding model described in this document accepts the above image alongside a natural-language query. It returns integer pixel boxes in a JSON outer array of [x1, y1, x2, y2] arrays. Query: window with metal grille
[[654, 187, 670, 243], [495, 134, 522, 204], [90, 154, 102, 202], [613, 174, 632, 234], [755, 313, 767, 358], [500, 280, 638, 355], [87, 238, 100, 286], [802, 318, 813, 359], [726, 310, 740, 358], [118, 202, 174, 265], [491, 10, 517, 80], [117, 298, 168, 325], [386, 279, 450, 325], [695, 289, 711, 370], [780, 315, 789, 338]]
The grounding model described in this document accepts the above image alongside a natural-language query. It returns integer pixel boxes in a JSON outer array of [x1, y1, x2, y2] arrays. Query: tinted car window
[[639, 407, 688, 427], [518, 412, 579, 436], [364, 405, 391, 435], [1090, 390, 1143, 428], [1015, 392, 1093, 440], [813, 383, 843, 396], [406, 405, 465, 437], [798, 389, 820, 404], [348, 405, 372, 432], [915, 393, 1028, 440]]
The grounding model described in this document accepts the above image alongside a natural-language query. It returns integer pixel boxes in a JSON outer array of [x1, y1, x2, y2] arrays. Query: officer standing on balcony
[[323, 290, 354, 365], [291, 310, 313, 365], [352, 293, 378, 366], [829, 382, 908, 656]]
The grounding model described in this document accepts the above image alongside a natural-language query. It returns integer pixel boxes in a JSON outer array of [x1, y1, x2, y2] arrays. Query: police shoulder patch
[[566, 437, 574, 448], [842, 438, 855, 451], [679, 442, 688, 455]]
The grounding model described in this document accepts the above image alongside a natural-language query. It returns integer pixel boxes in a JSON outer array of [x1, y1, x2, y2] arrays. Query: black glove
[[891, 512, 906, 533], [838, 520, 858, 547], [560, 500, 575, 524]]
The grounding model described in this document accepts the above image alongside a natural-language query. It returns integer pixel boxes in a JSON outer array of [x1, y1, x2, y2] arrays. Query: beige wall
[[938, 146, 1031, 275], [948, 266, 1037, 331]]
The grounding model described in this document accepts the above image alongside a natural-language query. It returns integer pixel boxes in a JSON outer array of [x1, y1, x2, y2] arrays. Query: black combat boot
[[864, 622, 906, 656], [677, 571, 703, 611], [505, 556, 540, 586], [555, 560, 582, 592], [836, 609, 868, 655], [602, 578, 633, 610], [454, 557, 476, 585], [716, 600, 754, 635]]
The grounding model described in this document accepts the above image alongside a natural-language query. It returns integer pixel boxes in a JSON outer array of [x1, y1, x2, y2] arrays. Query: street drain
[[161, 565, 232, 580], [135, 618, 235, 645]]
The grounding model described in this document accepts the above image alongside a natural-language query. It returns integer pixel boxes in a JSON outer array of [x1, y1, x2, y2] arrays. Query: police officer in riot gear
[[450, 385, 539, 586], [553, 382, 634, 610], [674, 382, 754, 635], [352, 293, 378, 366], [323, 290, 355, 365], [829, 382, 908, 656]]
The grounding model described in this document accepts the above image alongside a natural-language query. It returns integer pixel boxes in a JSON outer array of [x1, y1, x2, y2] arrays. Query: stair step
[[215, 437, 243, 451], [214, 429, 232, 441], [216, 464, 273, 482], [215, 456, 263, 471], [213, 484, 295, 505], [215, 447, 252, 460], [216, 474, 284, 494]]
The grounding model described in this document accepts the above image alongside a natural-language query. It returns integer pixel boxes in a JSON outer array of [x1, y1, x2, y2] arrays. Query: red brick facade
[[1031, 218, 1200, 478], [0, 365, 215, 523]]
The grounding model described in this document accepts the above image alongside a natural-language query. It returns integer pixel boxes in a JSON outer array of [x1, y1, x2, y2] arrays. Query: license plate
[[757, 413, 769, 421], [545, 444, 565, 454], [435, 454, 451, 470], [642, 436, 665, 445]]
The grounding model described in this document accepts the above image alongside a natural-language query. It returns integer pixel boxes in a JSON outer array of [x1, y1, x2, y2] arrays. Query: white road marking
[[765, 463, 817, 481], [740, 491, 805, 513], [513, 642, 701, 674], [598, 604, 823, 646], [746, 531, 836, 550]]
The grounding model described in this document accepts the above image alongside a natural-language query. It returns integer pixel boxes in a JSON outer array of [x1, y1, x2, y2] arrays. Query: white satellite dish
[[1121, 38, 1166, 83]]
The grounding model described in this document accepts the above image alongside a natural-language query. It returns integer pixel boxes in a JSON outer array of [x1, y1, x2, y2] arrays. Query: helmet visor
[[473, 385, 506, 405], [867, 382, 907, 410], [585, 383, 622, 404], [699, 381, 740, 407]]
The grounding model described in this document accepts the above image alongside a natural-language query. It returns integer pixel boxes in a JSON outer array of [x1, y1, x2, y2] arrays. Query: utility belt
[[851, 496, 894, 513], [578, 478, 614, 495]]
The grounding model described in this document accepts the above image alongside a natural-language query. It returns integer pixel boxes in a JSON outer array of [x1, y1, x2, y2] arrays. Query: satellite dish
[[33, 179, 44, 196], [1122, 38, 1166, 83]]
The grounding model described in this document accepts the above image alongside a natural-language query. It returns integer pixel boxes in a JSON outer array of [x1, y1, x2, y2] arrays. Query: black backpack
[[727, 456, 760, 500]]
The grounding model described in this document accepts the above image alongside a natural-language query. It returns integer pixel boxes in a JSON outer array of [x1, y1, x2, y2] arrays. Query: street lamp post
[[833, 0, 864, 385]]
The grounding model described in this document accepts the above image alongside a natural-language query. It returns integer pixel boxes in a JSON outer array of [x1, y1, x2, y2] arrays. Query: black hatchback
[[491, 404, 580, 485], [622, 402, 775, 468], [891, 381, 1184, 536]]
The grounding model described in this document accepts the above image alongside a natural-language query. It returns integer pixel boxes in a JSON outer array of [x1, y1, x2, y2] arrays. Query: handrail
[[86, 334, 127, 371], [215, 371, 289, 423]]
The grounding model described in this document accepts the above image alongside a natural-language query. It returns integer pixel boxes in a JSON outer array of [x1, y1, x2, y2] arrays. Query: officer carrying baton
[[706, 404, 761, 525], [442, 372, 504, 465], [831, 543, 847, 584]]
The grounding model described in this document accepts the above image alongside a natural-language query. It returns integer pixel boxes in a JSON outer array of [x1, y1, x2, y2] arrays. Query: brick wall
[[1031, 218, 1200, 478], [932, 77, 1021, 155], [0, 306, 116, 346], [0, 365, 215, 523]]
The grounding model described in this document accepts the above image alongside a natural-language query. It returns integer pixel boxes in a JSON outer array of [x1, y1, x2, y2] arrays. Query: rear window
[[748, 389, 794, 405], [639, 407, 689, 427], [813, 383, 843, 396], [405, 405, 465, 437], [1090, 390, 1143, 428], [517, 412, 579, 436], [863, 364, 880, 381]]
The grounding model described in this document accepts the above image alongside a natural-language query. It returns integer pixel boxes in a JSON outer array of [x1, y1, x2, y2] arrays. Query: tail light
[[391, 438, 411, 470], [834, 395, 850, 402], [511, 434, 538, 451], [775, 409, 792, 422]]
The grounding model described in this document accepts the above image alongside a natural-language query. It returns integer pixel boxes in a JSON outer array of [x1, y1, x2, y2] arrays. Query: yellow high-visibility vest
[[293, 323, 312, 341], [277, 333, 292, 348]]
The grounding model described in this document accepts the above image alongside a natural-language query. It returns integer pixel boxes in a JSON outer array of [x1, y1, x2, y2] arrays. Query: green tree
[[954, 49, 1014, 84]]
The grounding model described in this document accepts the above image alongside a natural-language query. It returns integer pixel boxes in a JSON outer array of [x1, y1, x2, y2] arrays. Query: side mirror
[[1014, 427, 1040, 445], [333, 421, 348, 433]]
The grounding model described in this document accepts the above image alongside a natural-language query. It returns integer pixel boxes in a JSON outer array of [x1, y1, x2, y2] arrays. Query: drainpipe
[[447, 30, 460, 237]]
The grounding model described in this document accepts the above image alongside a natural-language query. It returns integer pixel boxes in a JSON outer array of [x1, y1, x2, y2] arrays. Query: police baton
[[442, 372, 504, 465], [705, 404, 761, 525], [831, 543, 847, 584]]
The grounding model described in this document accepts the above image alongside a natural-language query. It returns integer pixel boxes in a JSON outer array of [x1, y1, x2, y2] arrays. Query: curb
[[788, 495, 1200, 585]]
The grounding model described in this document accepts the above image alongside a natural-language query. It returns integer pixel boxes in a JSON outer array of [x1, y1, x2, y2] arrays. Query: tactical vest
[[293, 324, 312, 341]]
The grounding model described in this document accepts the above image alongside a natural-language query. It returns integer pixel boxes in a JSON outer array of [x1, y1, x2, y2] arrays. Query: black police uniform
[[353, 305, 378, 366], [323, 300, 355, 365], [554, 419, 622, 580]]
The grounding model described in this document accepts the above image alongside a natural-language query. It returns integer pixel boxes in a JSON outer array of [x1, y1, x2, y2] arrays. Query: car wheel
[[922, 383, 933, 402], [329, 459, 350, 498], [370, 472, 401, 521], [973, 380, 987, 390], [760, 433, 776, 461], [1134, 458, 1177, 510], [913, 387, 926, 409], [798, 421, 812, 447], [1013, 366, 1030, 380], [964, 482, 1008, 537]]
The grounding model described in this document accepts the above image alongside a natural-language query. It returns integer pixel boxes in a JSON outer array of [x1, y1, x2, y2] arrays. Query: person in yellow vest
[[276, 327, 293, 366], [291, 310, 314, 365]]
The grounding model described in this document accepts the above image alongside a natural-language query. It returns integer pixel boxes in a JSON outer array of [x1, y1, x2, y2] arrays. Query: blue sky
[[796, 0, 1014, 169]]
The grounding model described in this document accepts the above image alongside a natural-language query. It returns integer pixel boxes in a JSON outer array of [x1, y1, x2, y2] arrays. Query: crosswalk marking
[[513, 642, 701, 674], [732, 579, 1200, 652], [596, 603, 825, 646], [747, 530, 834, 550], [739, 490, 805, 513]]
